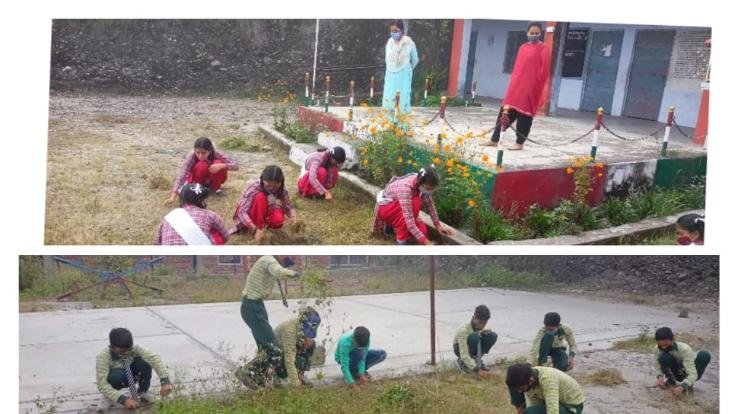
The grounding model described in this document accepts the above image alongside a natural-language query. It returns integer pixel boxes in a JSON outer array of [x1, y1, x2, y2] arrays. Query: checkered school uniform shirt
[[371, 173, 441, 242], [171, 149, 239, 194], [304, 151, 338, 195], [234, 178, 295, 229], [155, 205, 229, 245]]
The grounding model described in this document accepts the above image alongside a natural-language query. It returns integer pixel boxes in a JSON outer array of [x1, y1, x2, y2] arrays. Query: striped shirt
[[304, 151, 338, 195], [171, 149, 239, 194], [524, 367, 585, 413], [95, 344, 170, 404], [274, 316, 304, 386], [530, 324, 578, 364], [241, 256, 298, 300], [334, 331, 370, 385], [653, 341, 699, 387], [453, 321, 480, 370], [234, 178, 295, 229], [155, 205, 229, 245], [371, 173, 441, 242]]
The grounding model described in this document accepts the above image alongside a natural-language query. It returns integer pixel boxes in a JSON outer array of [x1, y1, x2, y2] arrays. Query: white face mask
[[419, 187, 434, 196]]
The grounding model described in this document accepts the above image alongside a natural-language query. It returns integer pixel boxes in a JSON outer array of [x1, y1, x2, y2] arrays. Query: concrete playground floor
[[324, 98, 705, 171], [19, 288, 716, 413]]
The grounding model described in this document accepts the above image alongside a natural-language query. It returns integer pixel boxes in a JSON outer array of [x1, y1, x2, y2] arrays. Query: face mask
[[419, 187, 434, 196], [528, 35, 541, 42], [677, 236, 692, 245], [391, 32, 401, 41]]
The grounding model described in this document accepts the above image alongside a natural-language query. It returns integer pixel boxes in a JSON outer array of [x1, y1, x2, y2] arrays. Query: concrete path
[[326, 100, 705, 171], [19, 288, 714, 413]]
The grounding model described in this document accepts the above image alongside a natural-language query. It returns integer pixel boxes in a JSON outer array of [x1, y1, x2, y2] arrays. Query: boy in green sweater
[[506, 363, 585, 414], [334, 327, 387, 388], [452, 304, 498, 378], [94, 328, 172, 411], [530, 312, 577, 372], [653, 326, 711, 396]]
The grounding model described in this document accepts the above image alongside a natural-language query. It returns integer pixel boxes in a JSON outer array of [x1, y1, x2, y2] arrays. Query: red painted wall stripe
[[446, 19, 465, 98]]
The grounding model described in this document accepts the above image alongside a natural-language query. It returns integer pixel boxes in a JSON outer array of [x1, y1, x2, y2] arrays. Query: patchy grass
[[586, 368, 626, 386], [613, 328, 656, 353], [154, 369, 511, 414], [45, 95, 387, 245], [218, 136, 266, 152]]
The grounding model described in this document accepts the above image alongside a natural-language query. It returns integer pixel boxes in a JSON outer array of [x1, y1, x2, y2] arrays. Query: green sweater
[[525, 367, 585, 414], [653, 341, 699, 387], [242, 256, 298, 300], [453, 321, 480, 370], [274, 316, 303, 386], [95, 344, 170, 404], [530, 323, 578, 364], [334, 331, 369, 385]]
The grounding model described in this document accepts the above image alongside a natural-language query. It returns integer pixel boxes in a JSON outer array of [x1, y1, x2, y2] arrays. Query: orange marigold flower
[[463, 172, 470, 177], [596, 162, 604, 169], [566, 167, 574, 174], [597, 172, 603, 177], [465, 131, 473, 138], [434, 144, 441, 153], [397, 156, 403, 163], [447, 168, 454, 174], [363, 159, 369, 166], [443, 144, 452, 153], [370, 126, 378, 135], [433, 157, 441, 164], [468, 199, 477, 207], [446, 159, 454, 168], [481, 154, 490, 163]]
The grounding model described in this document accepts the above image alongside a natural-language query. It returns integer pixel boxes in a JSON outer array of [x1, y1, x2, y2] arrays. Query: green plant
[[374, 384, 418, 411], [218, 136, 264, 152], [469, 203, 519, 243], [19, 256, 44, 292], [417, 95, 468, 107], [283, 122, 318, 143], [358, 130, 408, 186]]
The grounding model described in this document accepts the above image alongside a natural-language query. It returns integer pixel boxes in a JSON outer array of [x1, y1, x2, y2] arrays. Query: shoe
[[395, 239, 408, 245], [138, 391, 155, 403], [383, 224, 394, 236], [214, 188, 226, 197], [507, 143, 524, 151], [455, 358, 471, 373], [480, 141, 499, 147]]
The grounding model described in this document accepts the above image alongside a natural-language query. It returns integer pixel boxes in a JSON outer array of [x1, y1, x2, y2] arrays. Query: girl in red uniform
[[372, 166, 453, 245], [297, 147, 346, 200], [164, 137, 239, 206], [232, 166, 298, 243]]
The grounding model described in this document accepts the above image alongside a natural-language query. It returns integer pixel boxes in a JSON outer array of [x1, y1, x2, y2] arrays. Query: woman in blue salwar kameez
[[382, 20, 418, 120]]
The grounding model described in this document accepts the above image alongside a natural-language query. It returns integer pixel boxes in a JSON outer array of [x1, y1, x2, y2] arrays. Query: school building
[[447, 19, 710, 131]]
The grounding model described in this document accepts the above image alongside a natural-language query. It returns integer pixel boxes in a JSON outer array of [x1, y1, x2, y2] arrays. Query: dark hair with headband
[[676, 213, 705, 241], [260, 165, 286, 198], [417, 166, 439, 187], [194, 137, 216, 162]]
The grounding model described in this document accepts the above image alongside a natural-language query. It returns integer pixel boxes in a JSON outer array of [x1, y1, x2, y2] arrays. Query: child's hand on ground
[[424, 239, 435, 246], [567, 356, 575, 370], [324, 191, 333, 201], [163, 193, 177, 206], [358, 374, 370, 385], [672, 386, 685, 396], [439, 226, 454, 236], [123, 397, 140, 410], [160, 384, 172, 397], [478, 369, 491, 379], [254, 228, 265, 243]]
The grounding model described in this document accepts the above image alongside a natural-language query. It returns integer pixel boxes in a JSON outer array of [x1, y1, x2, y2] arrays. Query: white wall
[[469, 20, 525, 99], [557, 78, 583, 110]]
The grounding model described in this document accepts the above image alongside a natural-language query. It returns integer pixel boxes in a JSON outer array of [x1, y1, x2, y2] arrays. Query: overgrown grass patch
[[154, 369, 511, 414], [586, 368, 626, 386]]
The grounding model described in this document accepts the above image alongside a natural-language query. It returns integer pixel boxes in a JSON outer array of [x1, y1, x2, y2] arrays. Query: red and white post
[[424, 77, 430, 100], [439, 96, 447, 120], [496, 105, 510, 166], [369, 76, 375, 101], [304, 72, 310, 106], [661, 106, 674, 157], [590, 107, 604, 160]]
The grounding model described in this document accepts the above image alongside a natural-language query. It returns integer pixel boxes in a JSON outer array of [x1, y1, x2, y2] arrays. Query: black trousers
[[491, 108, 533, 144]]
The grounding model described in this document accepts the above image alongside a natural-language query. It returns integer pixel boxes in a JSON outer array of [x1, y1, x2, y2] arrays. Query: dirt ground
[[45, 94, 387, 245]]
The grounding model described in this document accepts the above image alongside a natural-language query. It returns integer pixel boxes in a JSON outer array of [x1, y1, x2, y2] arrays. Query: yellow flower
[[463, 172, 470, 177], [444, 144, 452, 153], [370, 126, 378, 135], [440, 132, 447, 140], [363, 159, 369, 166], [446, 159, 454, 168], [434, 144, 441, 153], [468, 199, 477, 208], [456, 137, 464, 145], [407, 160, 415, 165], [465, 131, 473, 138], [447, 168, 454, 174], [397, 156, 404, 163], [433, 157, 442, 164], [482, 154, 490, 163]]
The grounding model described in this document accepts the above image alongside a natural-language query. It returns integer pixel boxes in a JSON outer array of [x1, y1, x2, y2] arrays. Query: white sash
[[376, 190, 393, 206], [164, 208, 212, 245]]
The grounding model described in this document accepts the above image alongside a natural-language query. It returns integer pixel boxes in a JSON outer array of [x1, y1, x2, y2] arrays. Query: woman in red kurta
[[483, 22, 551, 151]]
